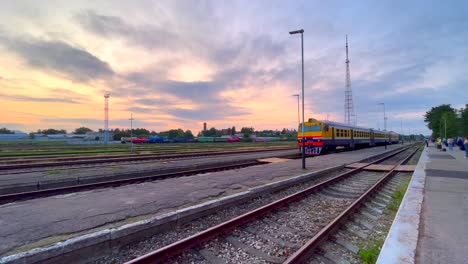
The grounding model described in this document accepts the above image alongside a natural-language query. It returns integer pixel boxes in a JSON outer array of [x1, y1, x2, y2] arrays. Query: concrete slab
[[395, 165, 417, 172], [346, 163, 369, 169], [257, 157, 291, 163], [365, 164, 395, 171], [0, 144, 403, 258]]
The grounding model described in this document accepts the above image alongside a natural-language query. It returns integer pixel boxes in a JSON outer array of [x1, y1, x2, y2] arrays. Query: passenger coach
[[298, 118, 399, 155]]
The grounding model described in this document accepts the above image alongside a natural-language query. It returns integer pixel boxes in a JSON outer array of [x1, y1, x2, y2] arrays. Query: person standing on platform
[[457, 137, 464, 150], [425, 138, 429, 147], [448, 137, 454, 151], [464, 137, 468, 158], [436, 137, 442, 151]]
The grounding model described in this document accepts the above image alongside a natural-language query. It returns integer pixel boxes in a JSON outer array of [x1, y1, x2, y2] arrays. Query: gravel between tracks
[[94, 168, 352, 264], [100, 169, 392, 263]]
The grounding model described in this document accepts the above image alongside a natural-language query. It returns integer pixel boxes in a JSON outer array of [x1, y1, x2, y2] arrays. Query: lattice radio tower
[[344, 35, 356, 125], [104, 93, 110, 144]]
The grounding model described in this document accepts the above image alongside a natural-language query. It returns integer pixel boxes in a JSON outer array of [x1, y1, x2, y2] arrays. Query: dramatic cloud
[[0, 35, 113, 82], [75, 10, 182, 51], [165, 106, 251, 120], [1, 1, 468, 134], [41, 117, 167, 128], [0, 94, 79, 104]]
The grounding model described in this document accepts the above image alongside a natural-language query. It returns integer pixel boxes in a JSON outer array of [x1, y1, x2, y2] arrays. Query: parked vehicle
[[132, 137, 148, 144]]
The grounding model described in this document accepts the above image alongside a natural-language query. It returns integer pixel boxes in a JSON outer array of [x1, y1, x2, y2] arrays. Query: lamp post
[[378, 103, 387, 131], [444, 117, 447, 139], [292, 94, 300, 127], [129, 113, 134, 154], [289, 29, 306, 169]]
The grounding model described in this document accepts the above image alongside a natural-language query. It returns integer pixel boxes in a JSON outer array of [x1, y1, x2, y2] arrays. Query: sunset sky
[[1, 0, 467, 135]]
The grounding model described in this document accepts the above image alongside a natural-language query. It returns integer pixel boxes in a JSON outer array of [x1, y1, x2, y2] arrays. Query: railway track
[[0, 160, 271, 205], [0, 147, 296, 172], [121, 145, 419, 264]]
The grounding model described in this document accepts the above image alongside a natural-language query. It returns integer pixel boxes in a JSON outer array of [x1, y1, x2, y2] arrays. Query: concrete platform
[[0, 144, 403, 259], [378, 143, 468, 264]]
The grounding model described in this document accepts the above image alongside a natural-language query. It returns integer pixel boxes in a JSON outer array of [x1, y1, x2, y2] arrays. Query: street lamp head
[[289, 29, 304, 35], [292, 94, 299, 97]]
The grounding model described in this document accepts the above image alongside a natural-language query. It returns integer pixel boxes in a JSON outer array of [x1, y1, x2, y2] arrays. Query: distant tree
[[184, 130, 194, 139], [0, 128, 14, 134], [457, 105, 468, 136], [424, 104, 456, 138], [37, 128, 67, 135], [231, 126, 236, 135], [133, 128, 150, 137], [112, 128, 131, 140], [204, 127, 219, 137], [158, 129, 185, 139], [240, 127, 254, 136], [73, 127, 93, 134], [440, 111, 458, 138]]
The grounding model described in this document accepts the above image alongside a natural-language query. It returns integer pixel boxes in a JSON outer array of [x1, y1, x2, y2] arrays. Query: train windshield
[[304, 125, 321, 132]]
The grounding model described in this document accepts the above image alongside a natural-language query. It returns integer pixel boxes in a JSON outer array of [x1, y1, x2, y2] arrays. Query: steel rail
[[0, 146, 295, 162], [0, 160, 267, 205], [284, 146, 420, 263], [0, 147, 295, 170], [124, 146, 413, 264]]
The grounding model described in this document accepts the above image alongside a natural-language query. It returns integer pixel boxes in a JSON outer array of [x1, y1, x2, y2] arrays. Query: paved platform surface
[[417, 145, 468, 264], [0, 144, 403, 256], [378, 144, 468, 264]]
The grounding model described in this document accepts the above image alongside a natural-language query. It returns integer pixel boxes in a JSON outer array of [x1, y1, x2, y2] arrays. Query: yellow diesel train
[[298, 118, 399, 155]]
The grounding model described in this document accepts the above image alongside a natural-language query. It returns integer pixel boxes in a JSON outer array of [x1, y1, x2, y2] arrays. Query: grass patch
[[386, 182, 409, 213], [359, 240, 384, 264], [45, 169, 63, 175], [359, 180, 410, 263]]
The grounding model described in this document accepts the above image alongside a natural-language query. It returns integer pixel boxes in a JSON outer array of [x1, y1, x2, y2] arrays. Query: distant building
[[0, 130, 29, 141], [84, 131, 114, 141], [203, 122, 207, 131]]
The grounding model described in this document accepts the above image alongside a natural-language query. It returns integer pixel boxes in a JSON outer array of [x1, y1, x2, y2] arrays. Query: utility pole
[[292, 94, 300, 128], [378, 103, 387, 131], [104, 93, 110, 144], [444, 117, 447, 139], [129, 113, 134, 154], [289, 29, 306, 169], [401, 120, 404, 144]]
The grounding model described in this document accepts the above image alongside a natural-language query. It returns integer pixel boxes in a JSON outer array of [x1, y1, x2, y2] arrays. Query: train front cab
[[298, 121, 324, 155]]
